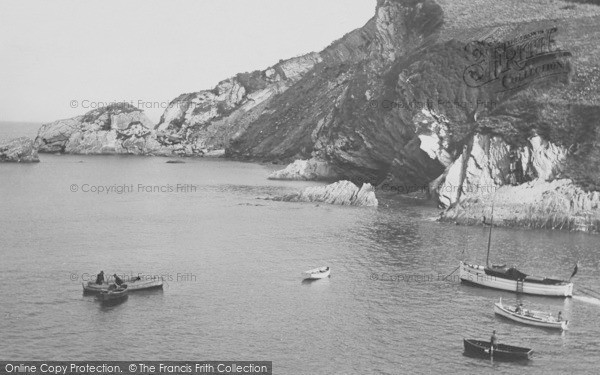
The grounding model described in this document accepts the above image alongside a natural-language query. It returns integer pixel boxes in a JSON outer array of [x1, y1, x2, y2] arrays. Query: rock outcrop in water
[[35, 104, 174, 155], [0, 137, 39, 162], [270, 180, 378, 207], [268, 158, 339, 181]]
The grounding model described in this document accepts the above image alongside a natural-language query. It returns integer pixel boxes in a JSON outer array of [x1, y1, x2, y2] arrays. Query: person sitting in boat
[[95, 271, 105, 285], [515, 303, 524, 314], [113, 274, 124, 286], [557, 311, 563, 321]]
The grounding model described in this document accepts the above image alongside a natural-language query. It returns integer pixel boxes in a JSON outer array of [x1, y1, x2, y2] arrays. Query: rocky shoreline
[[0, 137, 39, 162], [17, 0, 600, 232], [440, 179, 600, 233]]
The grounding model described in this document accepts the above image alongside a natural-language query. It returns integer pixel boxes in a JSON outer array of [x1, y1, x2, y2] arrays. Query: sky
[[0, 0, 375, 124]]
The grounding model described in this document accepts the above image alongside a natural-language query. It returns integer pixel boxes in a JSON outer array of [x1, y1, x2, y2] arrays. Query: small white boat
[[83, 276, 163, 293], [302, 266, 330, 280], [494, 298, 568, 330]]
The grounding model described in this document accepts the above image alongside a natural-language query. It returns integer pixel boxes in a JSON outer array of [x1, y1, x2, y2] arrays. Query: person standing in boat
[[95, 271, 105, 285], [557, 311, 563, 321], [490, 330, 498, 352]]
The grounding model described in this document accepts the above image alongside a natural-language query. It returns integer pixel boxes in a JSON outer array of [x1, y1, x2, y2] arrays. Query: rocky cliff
[[35, 0, 600, 231], [0, 137, 39, 162], [35, 104, 175, 155], [154, 53, 323, 155], [154, 0, 600, 232]]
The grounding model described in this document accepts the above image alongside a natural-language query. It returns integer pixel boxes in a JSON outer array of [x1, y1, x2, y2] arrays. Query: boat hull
[[83, 278, 163, 293], [463, 339, 532, 361], [494, 302, 567, 330], [96, 288, 128, 303], [459, 262, 573, 297], [302, 267, 330, 280]]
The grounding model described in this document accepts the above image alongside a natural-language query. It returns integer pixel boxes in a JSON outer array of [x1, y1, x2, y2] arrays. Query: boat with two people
[[494, 298, 568, 330], [83, 271, 163, 294], [459, 202, 577, 297], [302, 266, 331, 280]]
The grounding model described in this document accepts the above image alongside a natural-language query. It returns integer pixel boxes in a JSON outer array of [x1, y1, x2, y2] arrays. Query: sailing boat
[[459, 202, 575, 297]]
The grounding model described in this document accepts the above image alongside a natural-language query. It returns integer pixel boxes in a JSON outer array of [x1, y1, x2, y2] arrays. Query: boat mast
[[486, 200, 495, 267]]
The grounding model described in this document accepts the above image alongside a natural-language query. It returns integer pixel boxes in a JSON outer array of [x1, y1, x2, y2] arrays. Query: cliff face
[[154, 53, 323, 155], [227, 0, 445, 187], [153, 0, 600, 230], [433, 134, 568, 208]]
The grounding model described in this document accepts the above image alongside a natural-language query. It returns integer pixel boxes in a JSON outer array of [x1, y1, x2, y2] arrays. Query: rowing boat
[[83, 276, 163, 293], [302, 266, 330, 280], [96, 285, 128, 303], [494, 298, 568, 330], [463, 339, 533, 361]]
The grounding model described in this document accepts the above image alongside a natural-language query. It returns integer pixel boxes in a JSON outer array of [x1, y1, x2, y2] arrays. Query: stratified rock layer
[[442, 179, 600, 233], [271, 180, 378, 207]]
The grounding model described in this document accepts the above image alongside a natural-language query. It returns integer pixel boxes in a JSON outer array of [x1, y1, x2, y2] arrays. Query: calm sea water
[[1, 122, 599, 374]]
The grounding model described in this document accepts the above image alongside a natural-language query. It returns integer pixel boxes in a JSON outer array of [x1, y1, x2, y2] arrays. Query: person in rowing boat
[[515, 303, 524, 314], [113, 274, 124, 286], [95, 271, 105, 285], [557, 311, 563, 321]]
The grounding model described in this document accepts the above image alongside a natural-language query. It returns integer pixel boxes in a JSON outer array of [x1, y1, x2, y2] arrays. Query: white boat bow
[[302, 266, 330, 280]]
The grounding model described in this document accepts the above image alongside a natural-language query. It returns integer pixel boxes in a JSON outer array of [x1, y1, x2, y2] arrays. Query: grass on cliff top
[[437, 0, 600, 30]]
